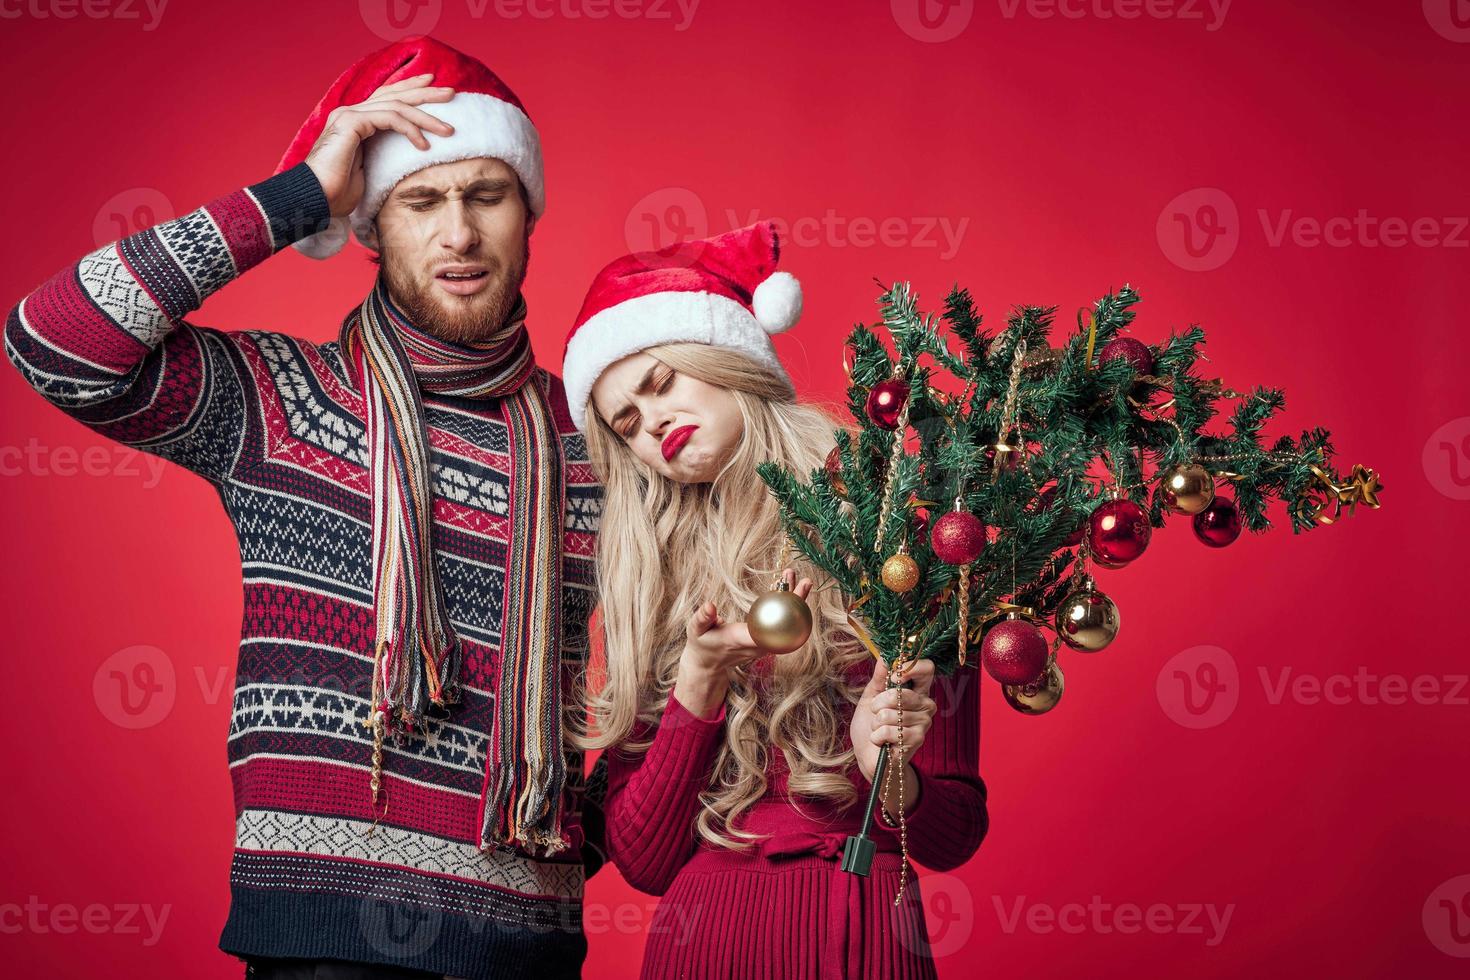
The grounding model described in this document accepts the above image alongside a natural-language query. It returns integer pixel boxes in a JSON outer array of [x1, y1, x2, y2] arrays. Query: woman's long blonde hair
[[575, 342, 869, 850]]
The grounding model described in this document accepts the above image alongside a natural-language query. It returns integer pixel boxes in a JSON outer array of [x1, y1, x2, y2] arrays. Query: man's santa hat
[[562, 221, 803, 433], [272, 36, 544, 260]]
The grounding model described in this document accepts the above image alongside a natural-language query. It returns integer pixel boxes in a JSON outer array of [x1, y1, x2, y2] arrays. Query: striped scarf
[[341, 274, 569, 857]]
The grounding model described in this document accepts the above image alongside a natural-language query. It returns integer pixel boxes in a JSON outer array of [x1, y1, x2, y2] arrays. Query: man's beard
[[381, 238, 530, 346]]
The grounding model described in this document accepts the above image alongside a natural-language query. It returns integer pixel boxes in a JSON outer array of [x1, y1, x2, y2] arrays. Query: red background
[[1, 1, 1466, 977]]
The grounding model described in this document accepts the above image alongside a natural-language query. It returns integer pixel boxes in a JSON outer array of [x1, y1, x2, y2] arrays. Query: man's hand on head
[[304, 73, 456, 218]]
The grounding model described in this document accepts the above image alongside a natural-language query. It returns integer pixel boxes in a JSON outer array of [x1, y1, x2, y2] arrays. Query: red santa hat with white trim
[[272, 36, 544, 259], [561, 221, 803, 433]]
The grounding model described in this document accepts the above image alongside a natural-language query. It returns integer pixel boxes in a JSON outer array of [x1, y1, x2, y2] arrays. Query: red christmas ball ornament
[[931, 509, 986, 564], [981, 617, 1050, 685], [1193, 496, 1243, 548], [1089, 497, 1151, 565], [1098, 336, 1155, 380], [864, 379, 910, 430]]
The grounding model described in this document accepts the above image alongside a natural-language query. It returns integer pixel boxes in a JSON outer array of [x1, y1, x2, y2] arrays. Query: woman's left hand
[[850, 657, 938, 784]]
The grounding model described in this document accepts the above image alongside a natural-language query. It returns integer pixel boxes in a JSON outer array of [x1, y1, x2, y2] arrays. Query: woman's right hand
[[673, 569, 813, 719], [304, 73, 457, 217]]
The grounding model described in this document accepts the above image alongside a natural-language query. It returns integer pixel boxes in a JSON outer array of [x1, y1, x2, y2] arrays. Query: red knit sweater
[[4, 164, 601, 979], [601, 662, 988, 978]]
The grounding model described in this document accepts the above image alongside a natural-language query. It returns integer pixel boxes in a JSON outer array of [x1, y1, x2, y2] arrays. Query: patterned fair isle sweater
[[3, 163, 602, 980]]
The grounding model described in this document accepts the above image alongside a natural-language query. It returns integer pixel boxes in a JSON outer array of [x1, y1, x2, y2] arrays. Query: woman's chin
[[659, 453, 720, 485], [663, 464, 714, 485]]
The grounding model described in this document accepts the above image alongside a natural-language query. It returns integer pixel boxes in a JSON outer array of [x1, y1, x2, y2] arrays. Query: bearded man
[[4, 37, 602, 980]]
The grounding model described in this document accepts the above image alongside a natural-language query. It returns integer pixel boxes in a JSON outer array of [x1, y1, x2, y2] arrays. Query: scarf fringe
[[345, 275, 568, 856]]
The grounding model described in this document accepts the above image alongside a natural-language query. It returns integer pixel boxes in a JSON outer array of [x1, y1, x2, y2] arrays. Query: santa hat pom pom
[[752, 271, 802, 334], [291, 215, 351, 261]]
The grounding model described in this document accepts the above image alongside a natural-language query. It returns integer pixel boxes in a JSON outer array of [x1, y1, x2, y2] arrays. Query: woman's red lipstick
[[661, 425, 698, 462]]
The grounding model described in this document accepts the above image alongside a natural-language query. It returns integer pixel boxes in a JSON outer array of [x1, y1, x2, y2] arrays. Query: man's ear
[[517, 181, 536, 236]]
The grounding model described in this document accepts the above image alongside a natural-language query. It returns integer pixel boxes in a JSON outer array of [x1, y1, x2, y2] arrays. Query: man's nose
[[437, 200, 479, 253]]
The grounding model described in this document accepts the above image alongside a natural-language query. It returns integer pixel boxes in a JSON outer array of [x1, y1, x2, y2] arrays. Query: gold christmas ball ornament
[[746, 581, 814, 653], [1160, 462, 1216, 515], [1003, 661, 1065, 715], [881, 552, 921, 593], [1054, 576, 1121, 652]]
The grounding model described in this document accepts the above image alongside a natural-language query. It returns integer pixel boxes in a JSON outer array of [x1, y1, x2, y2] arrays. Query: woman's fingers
[[688, 600, 719, 636], [872, 689, 936, 713], [892, 657, 937, 697], [726, 621, 757, 649], [870, 723, 931, 748], [794, 577, 813, 600], [873, 701, 936, 728]]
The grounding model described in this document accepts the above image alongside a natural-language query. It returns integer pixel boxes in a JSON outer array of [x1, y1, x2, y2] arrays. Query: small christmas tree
[[755, 281, 1382, 876]]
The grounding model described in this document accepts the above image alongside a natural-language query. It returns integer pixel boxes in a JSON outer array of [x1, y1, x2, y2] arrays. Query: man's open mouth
[[433, 267, 493, 296]]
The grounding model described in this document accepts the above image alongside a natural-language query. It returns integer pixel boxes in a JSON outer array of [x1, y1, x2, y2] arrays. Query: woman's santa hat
[[272, 36, 544, 260], [562, 220, 803, 433]]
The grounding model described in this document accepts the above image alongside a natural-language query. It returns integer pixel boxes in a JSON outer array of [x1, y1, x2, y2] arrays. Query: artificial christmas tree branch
[[756, 280, 1382, 880]]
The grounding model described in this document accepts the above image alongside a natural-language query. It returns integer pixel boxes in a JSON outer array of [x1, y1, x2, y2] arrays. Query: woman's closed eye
[[616, 367, 677, 440]]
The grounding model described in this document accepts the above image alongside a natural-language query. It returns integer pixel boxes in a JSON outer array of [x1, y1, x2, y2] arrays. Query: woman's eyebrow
[[609, 364, 661, 426]]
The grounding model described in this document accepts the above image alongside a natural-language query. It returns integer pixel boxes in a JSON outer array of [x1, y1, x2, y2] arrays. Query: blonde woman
[[563, 222, 988, 978]]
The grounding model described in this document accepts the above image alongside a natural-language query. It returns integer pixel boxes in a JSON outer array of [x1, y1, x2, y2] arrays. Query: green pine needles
[[756, 281, 1379, 675]]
